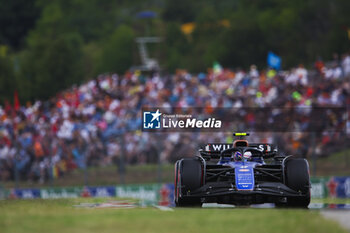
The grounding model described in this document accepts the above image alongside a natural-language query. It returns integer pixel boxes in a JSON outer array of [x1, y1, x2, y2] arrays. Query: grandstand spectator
[[0, 53, 349, 183]]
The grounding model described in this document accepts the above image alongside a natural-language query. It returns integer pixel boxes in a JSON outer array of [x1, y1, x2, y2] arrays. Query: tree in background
[[18, 2, 84, 100], [0, 0, 350, 102], [21, 34, 84, 100], [163, 22, 190, 72], [0, 0, 40, 49], [162, 0, 195, 23], [97, 25, 135, 74], [0, 51, 15, 104], [190, 6, 228, 71]]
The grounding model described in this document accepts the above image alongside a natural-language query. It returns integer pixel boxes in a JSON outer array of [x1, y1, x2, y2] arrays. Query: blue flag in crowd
[[267, 51, 281, 70]]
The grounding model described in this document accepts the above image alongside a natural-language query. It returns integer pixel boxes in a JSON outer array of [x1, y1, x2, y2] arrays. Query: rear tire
[[175, 158, 203, 207], [283, 158, 310, 208]]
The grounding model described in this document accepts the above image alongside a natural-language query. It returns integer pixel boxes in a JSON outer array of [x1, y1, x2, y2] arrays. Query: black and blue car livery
[[174, 133, 311, 207]]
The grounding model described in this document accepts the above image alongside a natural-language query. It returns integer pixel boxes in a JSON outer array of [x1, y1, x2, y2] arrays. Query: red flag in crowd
[[14, 90, 20, 111], [4, 100, 11, 113]]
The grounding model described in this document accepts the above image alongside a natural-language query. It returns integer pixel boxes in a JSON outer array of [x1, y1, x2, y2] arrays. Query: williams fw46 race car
[[174, 133, 311, 208]]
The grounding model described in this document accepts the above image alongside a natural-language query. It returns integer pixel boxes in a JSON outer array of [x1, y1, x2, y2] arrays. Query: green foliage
[[34, 0, 117, 42], [163, 23, 190, 71], [0, 0, 40, 49], [190, 6, 228, 71], [97, 25, 135, 74], [162, 0, 195, 23], [221, 11, 268, 69], [82, 42, 102, 79], [12, 0, 98, 101], [20, 32, 84, 100], [0, 54, 15, 103], [1, 0, 350, 102]]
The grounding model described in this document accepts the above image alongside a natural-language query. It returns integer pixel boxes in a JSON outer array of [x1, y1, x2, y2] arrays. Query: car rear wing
[[199, 143, 278, 159]]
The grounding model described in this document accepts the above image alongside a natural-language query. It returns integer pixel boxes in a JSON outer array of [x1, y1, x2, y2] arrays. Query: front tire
[[283, 158, 311, 208], [175, 158, 203, 207]]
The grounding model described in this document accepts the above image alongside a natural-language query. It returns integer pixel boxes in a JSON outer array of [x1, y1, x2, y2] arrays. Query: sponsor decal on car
[[235, 164, 255, 191], [205, 144, 232, 151], [239, 169, 250, 172]]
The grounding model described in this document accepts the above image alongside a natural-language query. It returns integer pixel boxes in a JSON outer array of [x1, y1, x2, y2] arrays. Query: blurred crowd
[[0, 53, 350, 183]]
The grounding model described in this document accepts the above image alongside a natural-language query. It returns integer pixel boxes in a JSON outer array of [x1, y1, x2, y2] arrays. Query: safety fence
[[0, 177, 349, 204]]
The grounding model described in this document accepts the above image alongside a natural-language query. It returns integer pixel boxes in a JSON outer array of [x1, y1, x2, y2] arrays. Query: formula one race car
[[174, 133, 310, 208]]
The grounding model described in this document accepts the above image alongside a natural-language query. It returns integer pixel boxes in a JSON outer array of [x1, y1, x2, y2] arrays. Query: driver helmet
[[243, 151, 252, 160], [233, 151, 242, 161]]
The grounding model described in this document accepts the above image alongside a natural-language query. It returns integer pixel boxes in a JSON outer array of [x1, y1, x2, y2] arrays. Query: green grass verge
[[311, 149, 350, 176], [0, 198, 348, 233], [311, 198, 350, 204]]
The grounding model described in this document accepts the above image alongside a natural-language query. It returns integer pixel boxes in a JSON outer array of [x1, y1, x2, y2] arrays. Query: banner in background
[[310, 177, 326, 198], [4, 183, 175, 206], [310, 177, 350, 199], [8, 188, 41, 199], [326, 177, 350, 198], [41, 187, 83, 199], [115, 183, 174, 205]]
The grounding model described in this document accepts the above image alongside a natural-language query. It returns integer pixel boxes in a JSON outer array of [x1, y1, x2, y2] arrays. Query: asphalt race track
[[203, 203, 350, 231], [321, 211, 350, 231]]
